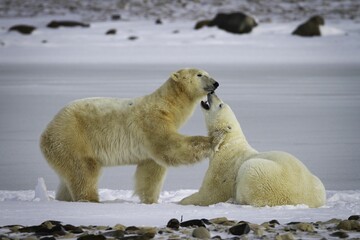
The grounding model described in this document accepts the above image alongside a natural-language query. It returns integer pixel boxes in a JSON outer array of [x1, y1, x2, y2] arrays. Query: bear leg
[[56, 180, 73, 201], [134, 159, 167, 204], [61, 157, 102, 202]]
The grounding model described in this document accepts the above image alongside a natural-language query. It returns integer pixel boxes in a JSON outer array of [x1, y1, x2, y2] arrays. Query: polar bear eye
[[197, 73, 203, 77], [219, 103, 224, 108]]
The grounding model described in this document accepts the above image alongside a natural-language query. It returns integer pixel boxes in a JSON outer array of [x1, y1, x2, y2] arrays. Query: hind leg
[[56, 180, 73, 201], [59, 157, 102, 202], [134, 159, 167, 204]]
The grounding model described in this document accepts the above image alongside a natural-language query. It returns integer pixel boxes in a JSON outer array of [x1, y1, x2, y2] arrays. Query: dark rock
[[194, 20, 211, 30], [111, 14, 121, 21], [106, 29, 116, 35], [63, 224, 84, 234], [296, 223, 315, 232], [102, 230, 125, 238], [8, 24, 36, 35], [192, 227, 210, 239], [201, 218, 212, 225], [330, 231, 349, 238], [269, 220, 280, 225], [337, 220, 360, 231], [47, 20, 90, 28], [35, 223, 66, 236], [229, 222, 250, 236], [211, 235, 222, 240], [348, 215, 360, 220], [40, 237, 56, 240], [125, 226, 139, 233], [155, 18, 162, 25], [180, 219, 206, 228], [207, 12, 258, 34], [292, 15, 324, 37], [286, 222, 301, 225], [166, 218, 180, 230], [77, 234, 106, 240], [128, 36, 138, 41]]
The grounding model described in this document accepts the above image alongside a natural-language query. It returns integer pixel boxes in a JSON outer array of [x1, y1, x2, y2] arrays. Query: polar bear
[[180, 93, 326, 207], [40, 68, 222, 203]]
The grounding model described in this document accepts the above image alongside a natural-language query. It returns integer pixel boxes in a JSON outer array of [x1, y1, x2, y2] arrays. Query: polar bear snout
[[203, 77, 219, 93]]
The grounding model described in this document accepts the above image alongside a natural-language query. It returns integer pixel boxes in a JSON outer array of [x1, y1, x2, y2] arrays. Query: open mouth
[[201, 93, 212, 110]]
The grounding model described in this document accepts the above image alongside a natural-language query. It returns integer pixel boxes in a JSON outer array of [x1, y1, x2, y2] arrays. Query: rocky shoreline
[[1, 215, 359, 240]]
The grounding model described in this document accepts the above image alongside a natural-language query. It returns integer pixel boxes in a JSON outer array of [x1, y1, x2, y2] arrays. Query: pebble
[[275, 232, 295, 240], [180, 219, 206, 228], [229, 222, 250, 236], [337, 220, 360, 231], [330, 230, 349, 238], [348, 215, 360, 220], [166, 218, 180, 230], [296, 222, 315, 232], [77, 234, 106, 240], [192, 227, 211, 239]]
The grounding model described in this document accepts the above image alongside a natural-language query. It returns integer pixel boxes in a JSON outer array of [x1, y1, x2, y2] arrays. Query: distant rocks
[[105, 29, 116, 35], [8, 24, 36, 35], [195, 12, 258, 34], [1, 216, 359, 240], [47, 20, 90, 28], [292, 15, 325, 37]]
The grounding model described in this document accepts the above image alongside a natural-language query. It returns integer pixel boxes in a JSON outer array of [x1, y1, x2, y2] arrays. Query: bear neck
[[220, 131, 258, 159], [150, 78, 199, 127]]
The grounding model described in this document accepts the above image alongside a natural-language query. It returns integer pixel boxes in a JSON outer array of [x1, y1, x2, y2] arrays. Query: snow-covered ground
[[0, 1, 360, 231]]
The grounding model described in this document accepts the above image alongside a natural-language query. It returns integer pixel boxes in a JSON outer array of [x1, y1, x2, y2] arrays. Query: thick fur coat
[[180, 93, 326, 207], [40, 68, 221, 203]]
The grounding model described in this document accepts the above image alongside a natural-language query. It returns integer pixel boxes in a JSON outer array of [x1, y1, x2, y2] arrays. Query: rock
[[128, 36, 138, 41], [207, 12, 258, 34], [111, 14, 121, 21], [330, 230, 349, 238], [180, 219, 206, 228], [194, 20, 211, 30], [192, 227, 210, 239], [296, 223, 315, 232], [40, 237, 56, 240], [337, 220, 360, 231], [167, 218, 180, 230], [113, 224, 126, 231], [47, 20, 90, 28], [77, 234, 106, 240], [249, 224, 265, 237], [125, 226, 139, 234], [348, 215, 360, 220], [210, 217, 236, 226], [155, 18, 162, 24], [292, 15, 324, 37], [228, 222, 250, 236], [8, 24, 36, 35], [102, 230, 125, 238], [63, 224, 83, 234], [275, 232, 295, 240], [105, 29, 116, 35], [269, 220, 280, 225]]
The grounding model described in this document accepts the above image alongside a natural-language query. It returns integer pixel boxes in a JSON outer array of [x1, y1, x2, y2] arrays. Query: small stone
[[8, 24, 36, 35], [128, 36, 138, 41], [139, 227, 157, 238], [211, 235, 222, 240], [40, 237, 56, 240], [111, 14, 121, 21], [192, 227, 210, 239], [348, 215, 360, 220], [269, 220, 280, 225], [167, 218, 180, 230], [337, 220, 360, 231], [296, 223, 315, 232], [63, 224, 83, 234], [155, 18, 162, 25], [102, 230, 124, 238], [275, 232, 295, 240], [180, 219, 206, 228], [229, 223, 250, 236], [114, 224, 126, 231], [77, 234, 106, 240], [106, 29, 116, 35], [330, 231, 349, 238], [125, 226, 139, 233]]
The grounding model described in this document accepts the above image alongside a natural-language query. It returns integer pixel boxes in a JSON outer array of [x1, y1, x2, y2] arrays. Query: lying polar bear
[[180, 93, 326, 207]]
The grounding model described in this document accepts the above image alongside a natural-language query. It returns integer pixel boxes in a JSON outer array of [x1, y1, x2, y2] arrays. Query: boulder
[[8, 24, 36, 35], [47, 20, 90, 28], [207, 12, 258, 34], [292, 15, 324, 37]]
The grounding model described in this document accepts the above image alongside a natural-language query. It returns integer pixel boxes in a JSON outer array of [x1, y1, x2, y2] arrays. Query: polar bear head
[[171, 68, 219, 98], [201, 93, 241, 140]]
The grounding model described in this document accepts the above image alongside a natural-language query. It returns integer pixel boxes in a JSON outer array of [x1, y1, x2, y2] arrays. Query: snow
[[0, 187, 359, 227], [0, 0, 360, 230]]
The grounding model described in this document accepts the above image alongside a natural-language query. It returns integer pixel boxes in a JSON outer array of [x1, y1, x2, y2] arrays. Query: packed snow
[[0, 0, 359, 233]]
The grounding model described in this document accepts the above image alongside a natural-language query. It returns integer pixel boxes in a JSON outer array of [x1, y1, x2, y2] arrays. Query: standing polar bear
[[40, 68, 221, 203], [180, 93, 326, 207]]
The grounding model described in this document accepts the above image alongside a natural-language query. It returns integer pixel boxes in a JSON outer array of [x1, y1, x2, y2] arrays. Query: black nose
[[213, 82, 219, 89]]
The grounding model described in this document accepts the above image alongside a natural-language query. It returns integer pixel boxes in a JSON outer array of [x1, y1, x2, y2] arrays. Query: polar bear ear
[[171, 72, 180, 82]]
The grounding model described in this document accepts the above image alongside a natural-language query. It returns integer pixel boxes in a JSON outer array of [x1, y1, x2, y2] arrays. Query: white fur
[[180, 94, 326, 207]]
